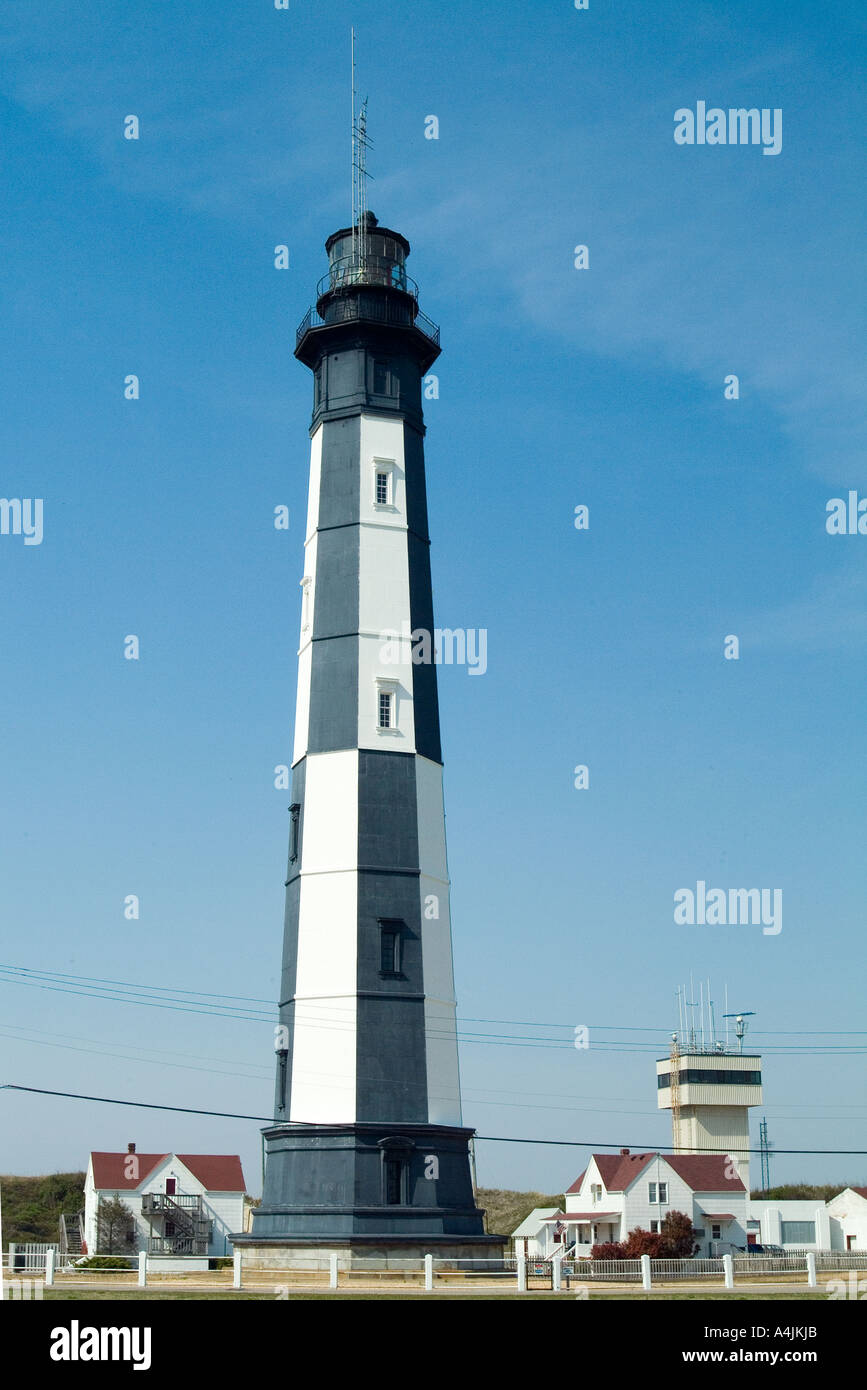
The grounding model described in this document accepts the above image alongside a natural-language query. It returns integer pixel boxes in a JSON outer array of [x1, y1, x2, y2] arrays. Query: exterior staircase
[[141, 1192, 211, 1255], [59, 1210, 85, 1256]]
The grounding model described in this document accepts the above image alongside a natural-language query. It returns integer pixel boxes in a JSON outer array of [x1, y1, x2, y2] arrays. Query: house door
[[847, 1235, 856, 1250], [165, 1179, 176, 1195]]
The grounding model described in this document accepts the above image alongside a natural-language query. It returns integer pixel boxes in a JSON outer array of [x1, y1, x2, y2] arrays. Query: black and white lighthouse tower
[[239, 206, 501, 1263]]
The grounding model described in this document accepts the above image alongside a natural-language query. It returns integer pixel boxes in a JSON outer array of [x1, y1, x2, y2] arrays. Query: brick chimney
[[127, 1143, 136, 1154], [619, 1147, 630, 1156]]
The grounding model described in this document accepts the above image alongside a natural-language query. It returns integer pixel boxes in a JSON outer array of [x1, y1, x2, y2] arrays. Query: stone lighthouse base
[[230, 1121, 505, 1268]]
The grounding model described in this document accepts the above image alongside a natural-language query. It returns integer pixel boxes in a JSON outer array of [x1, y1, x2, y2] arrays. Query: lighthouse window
[[373, 360, 391, 395], [380, 929, 400, 975], [378, 919, 405, 976], [288, 803, 301, 863], [378, 691, 393, 729], [385, 1157, 403, 1205], [300, 576, 312, 632], [372, 459, 396, 510]]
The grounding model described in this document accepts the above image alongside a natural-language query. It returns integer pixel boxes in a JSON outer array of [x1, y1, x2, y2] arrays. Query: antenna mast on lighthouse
[[351, 29, 374, 275]]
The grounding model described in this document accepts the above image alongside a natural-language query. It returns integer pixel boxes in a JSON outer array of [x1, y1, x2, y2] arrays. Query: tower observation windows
[[658, 1068, 761, 1088]]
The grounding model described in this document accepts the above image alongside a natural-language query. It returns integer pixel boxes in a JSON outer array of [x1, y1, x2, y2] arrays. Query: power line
[[3, 1085, 867, 1156], [3, 965, 867, 1041], [2, 966, 865, 1055]]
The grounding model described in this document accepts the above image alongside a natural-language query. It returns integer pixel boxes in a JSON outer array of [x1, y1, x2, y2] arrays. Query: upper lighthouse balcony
[[295, 213, 440, 362]]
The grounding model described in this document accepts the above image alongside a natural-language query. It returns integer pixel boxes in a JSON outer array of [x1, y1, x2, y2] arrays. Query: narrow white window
[[649, 1182, 657, 1204], [374, 677, 399, 736], [372, 458, 396, 509]]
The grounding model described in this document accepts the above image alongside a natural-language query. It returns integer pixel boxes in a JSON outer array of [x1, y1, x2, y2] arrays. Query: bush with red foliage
[[589, 1210, 698, 1260]]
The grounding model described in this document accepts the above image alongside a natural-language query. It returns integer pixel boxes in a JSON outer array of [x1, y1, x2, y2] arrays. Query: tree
[[96, 1194, 137, 1254], [659, 1210, 699, 1258]]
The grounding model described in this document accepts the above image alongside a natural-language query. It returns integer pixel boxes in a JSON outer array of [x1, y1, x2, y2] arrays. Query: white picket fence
[[6, 1244, 866, 1293]]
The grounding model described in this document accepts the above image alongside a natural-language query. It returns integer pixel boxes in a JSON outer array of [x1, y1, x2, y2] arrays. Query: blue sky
[[1, 0, 865, 1199]]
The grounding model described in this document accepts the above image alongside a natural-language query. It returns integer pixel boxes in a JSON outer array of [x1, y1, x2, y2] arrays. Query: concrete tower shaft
[[239, 217, 499, 1262]]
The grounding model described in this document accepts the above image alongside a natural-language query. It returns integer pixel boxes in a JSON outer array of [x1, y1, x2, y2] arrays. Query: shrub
[[74, 1256, 134, 1270]]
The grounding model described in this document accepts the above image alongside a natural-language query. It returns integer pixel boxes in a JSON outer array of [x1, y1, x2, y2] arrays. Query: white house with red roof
[[533, 1148, 747, 1258], [84, 1145, 247, 1260]]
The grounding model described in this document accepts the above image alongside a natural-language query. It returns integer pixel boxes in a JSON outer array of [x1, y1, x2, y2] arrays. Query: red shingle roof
[[90, 1152, 246, 1193], [591, 1153, 657, 1191], [91, 1153, 168, 1189], [177, 1155, 246, 1192], [567, 1152, 746, 1197], [665, 1154, 746, 1192], [850, 1187, 867, 1200]]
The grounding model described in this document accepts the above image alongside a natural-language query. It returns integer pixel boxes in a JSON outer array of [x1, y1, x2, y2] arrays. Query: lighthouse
[[237, 209, 500, 1265]]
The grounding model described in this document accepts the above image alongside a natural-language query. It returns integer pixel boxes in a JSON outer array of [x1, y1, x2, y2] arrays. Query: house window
[[649, 1183, 657, 1203], [658, 1182, 668, 1204], [781, 1221, 816, 1245], [379, 919, 404, 976], [650, 1221, 660, 1233], [378, 690, 392, 729], [590, 1184, 602, 1203], [711, 1224, 722, 1241]]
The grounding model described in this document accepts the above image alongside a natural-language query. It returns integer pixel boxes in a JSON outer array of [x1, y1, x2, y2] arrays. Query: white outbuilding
[[826, 1187, 867, 1251]]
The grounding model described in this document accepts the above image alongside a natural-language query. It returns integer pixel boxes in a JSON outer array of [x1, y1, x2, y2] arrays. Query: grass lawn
[[39, 1288, 829, 1301]]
